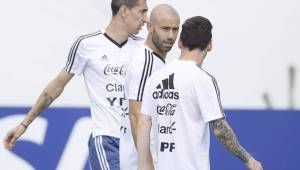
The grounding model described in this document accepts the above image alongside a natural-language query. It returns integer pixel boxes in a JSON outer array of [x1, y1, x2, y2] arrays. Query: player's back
[[143, 59, 223, 170]]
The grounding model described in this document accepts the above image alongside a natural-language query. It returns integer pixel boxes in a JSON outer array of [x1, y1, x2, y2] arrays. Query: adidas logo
[[99, 54, 108, 61], [156, 73, 175, 89], [153, 73, 179, 100]]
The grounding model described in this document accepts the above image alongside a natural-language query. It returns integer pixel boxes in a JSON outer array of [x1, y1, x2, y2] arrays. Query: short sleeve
[[195, 77, 225, 122], [127, 49, 153, 101], [64, 38, 89, 75], [140, 79, 155, 116]]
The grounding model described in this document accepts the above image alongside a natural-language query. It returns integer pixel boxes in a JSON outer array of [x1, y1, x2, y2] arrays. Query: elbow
[[129, 111, 138, 121], [46, 80, 65, 99]]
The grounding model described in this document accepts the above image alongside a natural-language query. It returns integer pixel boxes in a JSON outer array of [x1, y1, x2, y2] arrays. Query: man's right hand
[[246, 157, 263, 170], [3, 124, 27, 150]]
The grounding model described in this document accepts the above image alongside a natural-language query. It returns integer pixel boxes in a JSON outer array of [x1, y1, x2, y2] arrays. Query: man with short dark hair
[[4, 0, 148, 169], [137, 16, 263, 170]]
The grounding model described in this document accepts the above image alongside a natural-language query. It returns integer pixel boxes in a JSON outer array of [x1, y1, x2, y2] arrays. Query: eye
[[162, 27, 169, 31], [140, 9, 148, 14]]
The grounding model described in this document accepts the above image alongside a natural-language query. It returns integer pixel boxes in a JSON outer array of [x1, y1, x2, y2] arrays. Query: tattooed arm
[[22, 70, 73, 125], [210, 118, 263, 170], [3, 69, 73, 150], [210, 118, 250, 161]]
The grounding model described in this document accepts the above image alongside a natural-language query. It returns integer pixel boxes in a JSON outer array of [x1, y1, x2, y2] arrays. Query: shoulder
[[148, 65, 165, 80], [127, 47, 156, 79], [128, 34, 145, 46], [129, 46, 150, 65], [194, 64, 217, 85], [128, 34, 144, 41], [72, 30, 103, 47]]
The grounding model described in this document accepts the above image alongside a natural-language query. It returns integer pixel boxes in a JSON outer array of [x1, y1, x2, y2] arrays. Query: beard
[[152, 30, 173, 53]]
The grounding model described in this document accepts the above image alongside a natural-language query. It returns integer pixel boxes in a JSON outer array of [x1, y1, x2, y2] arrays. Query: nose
[[168, 30, 176, 40]]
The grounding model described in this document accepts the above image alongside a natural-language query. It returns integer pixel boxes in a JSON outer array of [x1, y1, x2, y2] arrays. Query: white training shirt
[[64, 30, 143, 138], [141, 59, 225, 170], [120, 45, 165, 170]]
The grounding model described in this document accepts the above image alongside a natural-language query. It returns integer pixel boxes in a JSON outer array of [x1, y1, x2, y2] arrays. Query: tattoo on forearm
[[210, 119, 250, 162], [37, 93, 54, 114]]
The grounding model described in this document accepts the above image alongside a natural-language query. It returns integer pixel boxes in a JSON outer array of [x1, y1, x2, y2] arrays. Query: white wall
[[0, 0, 299, 109]]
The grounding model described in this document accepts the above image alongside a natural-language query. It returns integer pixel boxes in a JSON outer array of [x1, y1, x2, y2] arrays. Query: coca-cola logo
[[104, 64, 127, 76], [157, 103, 177, 116]]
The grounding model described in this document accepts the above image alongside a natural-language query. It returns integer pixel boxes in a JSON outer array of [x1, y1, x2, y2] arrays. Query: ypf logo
[[160, 142, 175, 152], [152, 73, 179, 100]]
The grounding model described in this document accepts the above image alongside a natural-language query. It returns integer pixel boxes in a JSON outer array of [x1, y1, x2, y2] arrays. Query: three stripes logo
[[100, 54, 108, 61], [152, 73, 179, 100], [156, 73, 175, 90]]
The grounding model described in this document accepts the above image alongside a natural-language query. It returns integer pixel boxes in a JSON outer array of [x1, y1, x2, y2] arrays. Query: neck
[[179, 47, 207, 66], [105, 17, 129, 44], [145, 35, 167, 60]]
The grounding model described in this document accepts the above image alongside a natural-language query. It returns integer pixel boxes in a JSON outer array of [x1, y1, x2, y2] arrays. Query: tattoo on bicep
[[210, 119, 250, 162]]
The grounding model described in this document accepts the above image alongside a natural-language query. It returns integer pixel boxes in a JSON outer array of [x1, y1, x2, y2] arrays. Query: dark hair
[[111, 0, 140, 16], [180, 16, 213, 51]]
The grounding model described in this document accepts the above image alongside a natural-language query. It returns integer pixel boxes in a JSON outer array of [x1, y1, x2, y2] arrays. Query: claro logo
[[152, 73, 179, 100]]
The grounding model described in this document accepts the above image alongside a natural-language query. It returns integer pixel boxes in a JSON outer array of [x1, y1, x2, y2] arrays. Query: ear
[[178, 38, 183, 49], [119, 5, 129, 18], [207, 40, 212, 51], [147, 22, 153, 33]]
